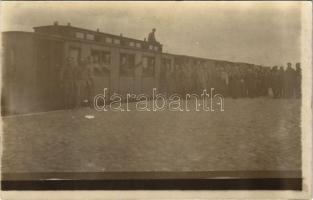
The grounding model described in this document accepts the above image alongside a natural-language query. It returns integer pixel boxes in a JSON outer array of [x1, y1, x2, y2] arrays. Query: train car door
[[36, 38, 64, 111], [50, 40, 65, 109]]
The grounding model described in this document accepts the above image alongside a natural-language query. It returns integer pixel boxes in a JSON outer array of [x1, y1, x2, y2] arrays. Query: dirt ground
[[1, 98, 301, 172]]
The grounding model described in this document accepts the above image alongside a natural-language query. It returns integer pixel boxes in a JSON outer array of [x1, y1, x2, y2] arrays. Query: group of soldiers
[[59, 56, 110, 109], [60, 56, 301, 109], [160, 62, 302, 99]]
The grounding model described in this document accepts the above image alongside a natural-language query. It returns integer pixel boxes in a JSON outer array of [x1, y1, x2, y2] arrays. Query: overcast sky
[[1, 1, 304, 67]]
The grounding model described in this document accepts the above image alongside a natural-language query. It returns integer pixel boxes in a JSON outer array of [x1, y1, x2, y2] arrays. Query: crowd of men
[[160, 62, 302, 99], [59, 56, 110, 109], [59, 52, 301, 110]]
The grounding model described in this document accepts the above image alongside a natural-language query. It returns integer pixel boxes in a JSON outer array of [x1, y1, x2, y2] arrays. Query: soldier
[[220, 67, 229, 97], [284, 63, 296, 98], [73, 58, 85, 108], [159, 60, 168, 94], [60, 57, 75, 109], [278, 66, 285, 98], [263, 67, 272, 97], [238, 68, 246, 98], [295, 62, 301, 98], [233, 66, 241, 98], [245, 67, 257, 98], [175, 65, 185, 95], [209, 66, 218, 93], [183, 63, 193, 95], [92, 56, 102, 75], [254, 68, 260, 97], [228, 69, 236, 98], [270, 66, 279, 98], [190, 65, 200, 95], [197, 63, 207, 95], [84, 56, 95, 106], [206, 66, 213, 92], [201, 65, 209, 92], [148, 28, 157, 44], [167, 64, 176, 96]]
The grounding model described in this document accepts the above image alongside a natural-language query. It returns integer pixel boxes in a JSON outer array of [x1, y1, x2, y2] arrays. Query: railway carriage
[[1, 22, 249, 115]]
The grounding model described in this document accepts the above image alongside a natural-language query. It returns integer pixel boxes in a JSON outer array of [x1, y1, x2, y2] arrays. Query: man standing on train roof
[[148, 28, 157, 44]]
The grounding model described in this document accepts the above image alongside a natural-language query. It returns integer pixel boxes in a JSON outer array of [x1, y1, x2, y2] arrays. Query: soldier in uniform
[[200, 64, 208, 93], [228, 69, 236, 98], [234, 67, 242, 98], [175, 65, 185, 95], [60, 57, 75, 109], [220, 66, 229, 97], [84, 56, 95, 106], [159, 60, 169, 94], [270, 66, 279, 98], [284, 63, 296, 98], [167, 64, 176, 96], [245, 66, 256, 98], [73, 58, 85, 108], [190, 65, 200, 95], [295, 62, 301, 98], [263, 67, 272, 97], [278, 66, 285, 98], [211, 65, 219, 94], [148, 28, 157, 44], [183, 62, 193, 95]]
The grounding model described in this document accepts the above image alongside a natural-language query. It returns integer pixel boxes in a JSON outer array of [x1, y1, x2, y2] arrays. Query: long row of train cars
[[1, 22, 259, 115]]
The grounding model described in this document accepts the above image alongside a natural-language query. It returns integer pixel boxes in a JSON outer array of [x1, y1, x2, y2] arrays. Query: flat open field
[[1, 98, 301, 173]]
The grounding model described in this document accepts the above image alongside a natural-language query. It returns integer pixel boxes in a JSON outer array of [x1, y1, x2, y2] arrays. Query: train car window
[[113, 39, 120, 45], [103, 52, 111, 64], [136, 43, 141, 48], [200, 60, 206, 66], [91, 50, 101, 63], [162, 58, 171, 68], [142, 56, 155, 77], [129, 41, 135, 47], [86, 33, 95, 40], [105, 37, 113, 44], [91, 50, 111, 64], [148, 45, 153, 50], [120, 53, 135, 77], [75, 32, 85, 39], [69, 47, 81, 66], [95, 35, 102, 42]]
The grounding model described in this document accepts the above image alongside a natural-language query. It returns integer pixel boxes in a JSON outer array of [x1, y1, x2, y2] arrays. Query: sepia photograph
[[0, 1, 312, 199]]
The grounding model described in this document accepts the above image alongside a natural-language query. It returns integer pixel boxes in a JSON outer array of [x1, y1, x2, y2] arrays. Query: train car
[[2, 31, 65, 115], [2, 22, 260, 115], [2, 22, 163, 115]]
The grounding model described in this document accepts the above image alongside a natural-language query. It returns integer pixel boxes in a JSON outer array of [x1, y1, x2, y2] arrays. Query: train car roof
[[3, 28, 268, 68], [33, 24, 151, 44]]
